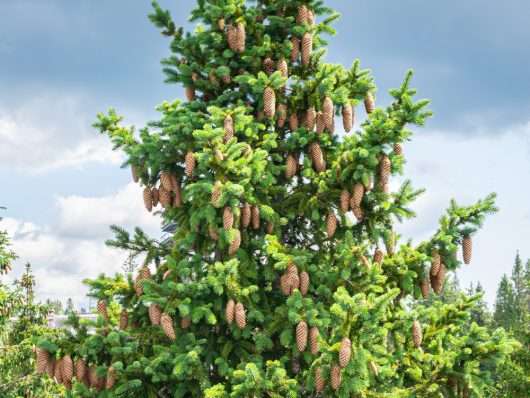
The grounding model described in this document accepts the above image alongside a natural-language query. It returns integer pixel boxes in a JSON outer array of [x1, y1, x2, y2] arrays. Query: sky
[[0, 0, 529, 309]]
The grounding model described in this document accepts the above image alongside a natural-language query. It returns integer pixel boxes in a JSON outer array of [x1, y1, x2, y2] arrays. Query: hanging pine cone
[[211, 180, 222, 207], [54, 358, 63, 383], [385, 230, 395, 255], [394, 143, 403, 156], [380, 156, 391, 185], [412, 320, 423, 348], [185, 151, 196, 177], [296, 321, 308, 352], [97, 299, 109, 322], [310, 142, 326, 172], [106, 367, 116, 389], [291, 37, 300, 62], [223, 207, 234, 231], [223, 114, 234, 142], [286, 154, 297, 179], [309, 327, 319, 355], [227, 25, 238, 51], [264, 87, 276, 120], [218, 18, 225, 31], [235, 302, 246, 329], [277, 58, 288, 79], [46, 358, 56, 378], [36, 348, 48, 374], [299, 271, 309, 296], [322, 97, 334, 131], [431, 251, 441, 276], [373, 248, 383, 265], [228, 229, 241, 255], [241, 202, 251, 228], [352, 206, 364, 221], [74, 358, 87, 383], [361, 255, 370, 269], [365, 175, 373, 191], [364, 92, 375, 114], [222, 73, 231, 84], [226, 299, 235, 324], [131, 166, 140, 183], [143, 188, 153, 212], [306, 106, 316, 130], [326, 212, 337, 238], [119, 310, 128, 330], [289, 112, 299, 131], [160, 313, 176, 340], [352, 183, 365, 208], [88, 366, 97, 388], [181, 316, 191, 329], [339, 190, 350, 213], [214, 148, 224, 162], [462, 236, 472, 264], [185, 87, 196, 102], [315, 367, 325, 392], [342, 104, 353, 132], [277, 104, 287, 128], [62, 355, 73, 383], [160, 172, 172, 191], [421, 278, 430, 300], [433, 263, 446, 294], [296, 5, 309, 24], [307, 8, 315, 25], [173, 184, 183, 207], [236, 22, 245, 52], [370, 361, 379, 376], [280, 274, 291, 296], [262, 57, 275, 75], [316, 112, 325, 134], [265, 221, 274, 234], [339, 338, 352, 368], [148, 304, 162, 326], [163, 269, 171, 280], [330, 365, 342, 390], [209, 227, 219, 241], [301, 32, 313, 66], [151, 188, 159, 207], [251, 205, 260, 229]]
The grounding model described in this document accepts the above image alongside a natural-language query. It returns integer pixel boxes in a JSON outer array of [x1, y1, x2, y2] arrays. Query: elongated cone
[[299, 272, 309, 295], [310, 142, 325, 172], [88, 366, 97, 387], [119, 310, 128, 330], [286, 154, 297, 178], [296, 5, 309, 24], [262, 57, 275, 75], [163, 269, 171, 280], [218, 18, 225, 31], [286, 263, 299, 294], [228, 229, 241, 256], [106, 367, 116, 389], [342, 104, 353, 132], [209, 227, 219, 240], [326, 212, 337, 238], [227, 25, 238, 51], [47, 358, 56, 378], [296, 321, 308, 352], [62, 355, 73, 383], [315, 367, 325, 392], [340, 190, 350, 213], [352, 183, 364, 208], [160, 172, 172, 191], [211, 180, 222, 207], [241, 202, 251, 228], [316, 112, 325, 134], [385, 230, 395, 255], [235, 302, 246, 329], [306, 107, 316, 130], [224, 115, 234, 142], [339, 338, 352, 368], [143, 188, 153, 212], [223, 207, 234, 231], [251, 205, 260, 229], [322, 97, 334, 131], [264, 87, 276, 120], [330, 365, 342, 390], [236, 22, 245, 52], [277, 58, 288, 79], [214, 148, 224, 162], [149, 304, 162, 326], [433, 263, 446, 294], [131, 166, 139, 183], [364, 92, 375, 113], [412, 320, 423, 348], [226, 299, 235, 324], [373, 248, 384, 265], [308, 8, 315, 25], [289, 113, 299, 131], [36, 348, 48, 374], [431, 251, 441, 276], [181, 316, 191, 329], [185, 87, 195, 102], [265, 221, 274, 234], [301, 32, 313, 66], [151, 188, 159, 207], [380, 156, 391, 185], [54, 358, 63, 383], [370, 361, 379, 376], [97, 299, 109, 322], [222, 73, 230, 84], [161, 313, 176, 340], [361, 255, 370, 269], [309, 327, 319, 355], [135, 274, 144, 296], [209, 73, 217, 85], [172, 180, 183, 207], [352, 206, 364, 221], [463, 236, 472, 264], [291, 37, 300, 62], [394, 142, 403, 156], [185, 151, 195, 177], [280, 274, 291, 295], [450, 378, 458, 395], [277, 104, 287, 128], [421, 278, 430, 299], [74, 358, 87, 383]]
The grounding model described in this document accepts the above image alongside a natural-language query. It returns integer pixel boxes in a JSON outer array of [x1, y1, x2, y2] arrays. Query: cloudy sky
[[0, 0, 529, 309]]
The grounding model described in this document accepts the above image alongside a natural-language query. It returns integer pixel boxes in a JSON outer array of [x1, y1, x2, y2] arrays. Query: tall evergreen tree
[[494, 274, 517, 330], [33, 2, 516, 397], [467, 282, 492, 328]]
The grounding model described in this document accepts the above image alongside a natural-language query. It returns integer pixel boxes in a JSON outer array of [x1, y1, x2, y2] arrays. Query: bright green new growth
[[38, 1, 516, 397]]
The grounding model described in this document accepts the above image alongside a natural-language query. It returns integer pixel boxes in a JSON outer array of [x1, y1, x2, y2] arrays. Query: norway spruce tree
[[34, 1, 516, 397]]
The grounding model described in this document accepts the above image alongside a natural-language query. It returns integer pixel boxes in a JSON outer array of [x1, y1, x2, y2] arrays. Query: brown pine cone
[[326, 212, 337, 238], [191, 72, 198, 82], [462, 236, 472, 264], [286, 154, 298, 179], [291, 37, 300, 62], [106, 367, 117, 389], [74, 358, 87, 383], [211, 180, 222, 207], [209, 73, 217, 85], [149, 304, 162, 326], [306, 107, 316, 130], [185, 151, 196, 177], [262, 57, 275, 76], [214, 148, 224, 162], [251, 205, 260, 229], [218, 18, 225, 31], [159, 313, 175, 340], [296, 321, 308, 352], [339, 338, 352, 368], [223, 207, 234, 231], [54, 357, 63, 383], [316, 112, 324, 134], [364, 92, 375, 113], [380, 156, 391, 185], [361, 255, 370, 269], [277, 58, 288, 79], [131, 166, 140, 183], [433, 263, 446, 294], [307, 8, 315, 25], [185, 87, 195, 102], [315, 367, 325, 392], [342, 104, 354, 132], [119, 310, 128, 330], [88, 366, 97, 388], [163, 269, 171, 280], [236, 22, 245, 52], [280, 274, 291, 296], [373, 248, 383, 265], [181, 316, 191, 329], [62, 355, 73, 383], [151, 188, 159, 207], [330, 364, 342, 390], [340, 190, 350, 213], [36, 348, 48, 374], [352, 183, 365, 208], [143, 188, 153, 212], [235, 302, 246, 329], [159, 187, 171, 208], [431, 251, 441, 276], [421, 278, 430, 300], [264, 87, 276, 120], [226, 299, 235, 324], [385, 230, 395, 255], [296, 5, 309, 24], [299, 271, 309, 296], [412, 320, 423, 348], [222, 73, 231, 84], [310, 142, 326, 172], [301, 32, 313, 66], [228, 229, 241, 255], [241, 202, 251, 228], [172, 181, 183, 207], [223, 114, 234, 142], [309, 327, 320, 355], [265, 221, 274, 234], [352, 206, 364, 221], [227, 25, 238, 51], [46, 358, 56, 378], [97, 299, 109, 323], [209, 227, 219, 240], [277, 103, 287, 128], [394, 142, 403, 156], [322, 97, 334, 131], [289, 112, 299, 131], [370, 361, 379, 376]]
